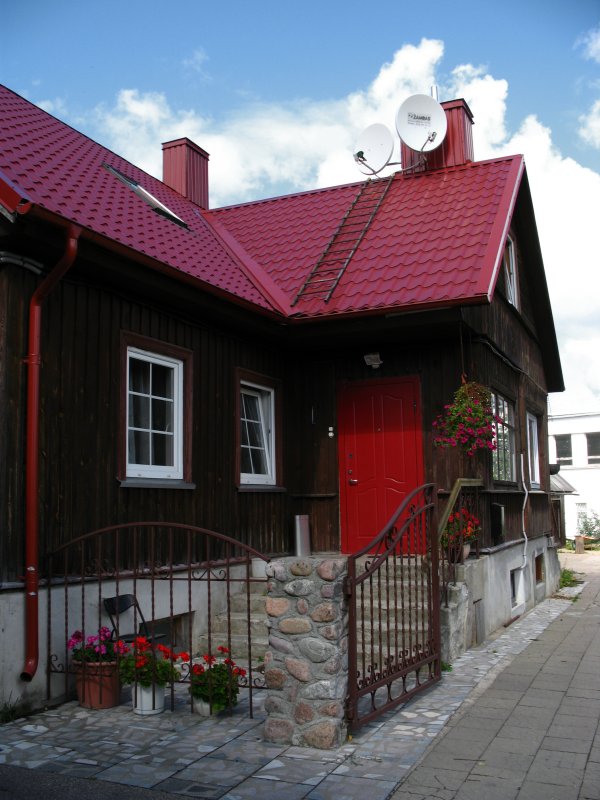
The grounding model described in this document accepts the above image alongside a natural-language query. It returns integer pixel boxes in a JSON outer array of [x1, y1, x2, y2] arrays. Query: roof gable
[[206, 156, 525, 318]]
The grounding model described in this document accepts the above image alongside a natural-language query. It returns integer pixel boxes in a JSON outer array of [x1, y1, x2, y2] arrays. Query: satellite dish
[[395, 94, 447, 152], [353, 123, 394, 175]]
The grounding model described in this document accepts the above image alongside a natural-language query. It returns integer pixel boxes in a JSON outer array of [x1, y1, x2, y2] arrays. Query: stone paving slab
[[0, 561, 593, 799]]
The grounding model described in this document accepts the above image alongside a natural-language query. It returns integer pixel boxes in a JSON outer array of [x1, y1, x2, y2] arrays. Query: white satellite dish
[[395, 94, 447, 153], [353, 123, 395, 175]]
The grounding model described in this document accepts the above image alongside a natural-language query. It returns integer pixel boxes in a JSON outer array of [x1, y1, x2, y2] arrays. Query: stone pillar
[[262, 556, 348, 749]]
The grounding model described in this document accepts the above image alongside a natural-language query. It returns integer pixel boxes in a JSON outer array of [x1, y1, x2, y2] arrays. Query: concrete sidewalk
[[391, 551, 600, 800], [0, 552, 597, 799]]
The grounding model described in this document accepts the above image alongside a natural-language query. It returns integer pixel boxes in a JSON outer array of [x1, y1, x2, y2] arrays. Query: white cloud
[[577, 25, 600, 63], [579, 99, 600, 148], [183, 48, 211, 81], [47, 38, 600, 413]]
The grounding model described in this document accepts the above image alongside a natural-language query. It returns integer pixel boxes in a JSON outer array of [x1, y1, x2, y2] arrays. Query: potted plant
[[441, 507, 481, 561], [68, 627, 128, 709], [118, 636, 188, 715], [433, 381, 501, 457], [190, 645, 246, 715]]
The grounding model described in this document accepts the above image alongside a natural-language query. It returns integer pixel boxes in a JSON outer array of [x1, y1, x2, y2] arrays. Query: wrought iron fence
[[345, 484, 440, 732], [45, 522, 270, 716]]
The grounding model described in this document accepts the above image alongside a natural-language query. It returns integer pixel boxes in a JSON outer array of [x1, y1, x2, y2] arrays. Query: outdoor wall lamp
[[363, 352, 383, 369]]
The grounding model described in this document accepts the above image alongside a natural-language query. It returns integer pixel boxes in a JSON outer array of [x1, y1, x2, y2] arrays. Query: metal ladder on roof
[[292, 175, 395, 306]]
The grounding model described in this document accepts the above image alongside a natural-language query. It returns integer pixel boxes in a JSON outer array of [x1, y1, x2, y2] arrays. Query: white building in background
[[548, 412, 600, 540]]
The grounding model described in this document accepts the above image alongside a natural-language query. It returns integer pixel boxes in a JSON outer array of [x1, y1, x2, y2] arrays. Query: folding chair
[[103, 594, 166, 643]]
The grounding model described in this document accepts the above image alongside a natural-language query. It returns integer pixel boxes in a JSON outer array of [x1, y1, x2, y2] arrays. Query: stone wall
[[262, 556, 348, 749]]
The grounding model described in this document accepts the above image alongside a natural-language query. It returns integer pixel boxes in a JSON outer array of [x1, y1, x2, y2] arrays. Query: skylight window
[[103, 163, 187, 228]]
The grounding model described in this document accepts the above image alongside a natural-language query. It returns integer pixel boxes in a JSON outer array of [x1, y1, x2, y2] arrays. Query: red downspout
[[21, 224, 81, 682]]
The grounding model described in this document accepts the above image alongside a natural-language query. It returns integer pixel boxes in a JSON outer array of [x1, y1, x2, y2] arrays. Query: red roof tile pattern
[[0, 84, 525, 322], [0, 85, 276, 313], [208, 156, 524, 318]]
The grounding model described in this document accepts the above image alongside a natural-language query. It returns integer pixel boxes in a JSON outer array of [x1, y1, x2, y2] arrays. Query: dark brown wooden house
[[0, 85, 563, 706]]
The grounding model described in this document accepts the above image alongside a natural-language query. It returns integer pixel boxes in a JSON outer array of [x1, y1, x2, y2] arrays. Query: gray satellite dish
[[354, 123, 394, 175], [395, 94, 447, 152]]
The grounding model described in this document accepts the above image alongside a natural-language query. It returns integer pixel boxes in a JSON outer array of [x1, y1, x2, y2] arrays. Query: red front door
[[338, 377, 424, 553]]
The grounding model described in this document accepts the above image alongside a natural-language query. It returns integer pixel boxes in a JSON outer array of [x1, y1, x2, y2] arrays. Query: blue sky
[[2, 0, 600, 414]]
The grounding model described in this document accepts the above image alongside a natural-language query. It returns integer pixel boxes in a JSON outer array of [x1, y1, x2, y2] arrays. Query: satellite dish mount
[[353, 92, 447, 176]]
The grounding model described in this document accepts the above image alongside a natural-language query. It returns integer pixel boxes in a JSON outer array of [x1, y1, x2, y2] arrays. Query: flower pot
[[73, 662, 121, 709], [132, 684, 165, 716], [192, 697, 212, 716]]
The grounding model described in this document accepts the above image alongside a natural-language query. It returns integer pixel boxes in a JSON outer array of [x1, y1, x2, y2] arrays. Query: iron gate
[[45, 522, 270, 715], [345, 484, 440, 731]]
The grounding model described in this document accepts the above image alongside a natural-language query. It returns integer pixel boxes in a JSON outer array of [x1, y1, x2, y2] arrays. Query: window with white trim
[[127, 347, 183, 479], [586, 433, 600, 465], [555, 434, 572, 466], [240, 382, 276, 484], [527, 412, 540, 488], [492, 391, 516, 482], [503, 235, 519, 309]]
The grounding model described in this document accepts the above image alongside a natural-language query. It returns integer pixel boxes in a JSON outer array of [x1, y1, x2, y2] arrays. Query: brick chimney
[[400, 98, 474, 172], [162, 137, 209, 209]]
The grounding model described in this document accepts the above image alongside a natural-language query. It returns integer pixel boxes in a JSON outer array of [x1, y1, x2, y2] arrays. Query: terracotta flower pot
[[73, 662, 121, 709]]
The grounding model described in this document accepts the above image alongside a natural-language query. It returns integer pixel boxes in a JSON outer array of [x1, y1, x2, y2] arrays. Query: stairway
[[195, 580, 270, 662]]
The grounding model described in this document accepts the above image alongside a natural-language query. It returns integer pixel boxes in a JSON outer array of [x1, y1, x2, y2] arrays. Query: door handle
[[348, 479, 358, 485]]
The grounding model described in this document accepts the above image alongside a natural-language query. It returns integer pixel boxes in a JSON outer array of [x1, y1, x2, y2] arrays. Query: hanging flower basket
[[433, 381, 501, 457]]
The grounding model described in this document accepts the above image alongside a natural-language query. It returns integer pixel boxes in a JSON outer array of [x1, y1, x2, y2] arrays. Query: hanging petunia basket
[[433, 381, 501, 457]]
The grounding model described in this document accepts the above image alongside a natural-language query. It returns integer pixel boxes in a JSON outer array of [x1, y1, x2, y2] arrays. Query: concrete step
[[229, 590, 268, 614], [195, 634, 269, 661]]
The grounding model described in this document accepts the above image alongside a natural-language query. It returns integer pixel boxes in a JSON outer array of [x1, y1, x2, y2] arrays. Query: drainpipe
[[519, 453, 529, 570], [20, 224, 81, 682]]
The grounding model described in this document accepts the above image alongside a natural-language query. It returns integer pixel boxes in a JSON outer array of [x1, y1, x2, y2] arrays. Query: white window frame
[[503, 235, 519, 309], [555, 434, 573, 467], [492, 391, 516, 482], [527, 412, 540, 488], [586, 433, 600, 465], [240, 381, 276, 485], [126, 347, 184, 479]]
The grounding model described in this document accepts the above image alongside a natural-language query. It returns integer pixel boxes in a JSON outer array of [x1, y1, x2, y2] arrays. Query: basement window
[[103, 163, 188, 228]]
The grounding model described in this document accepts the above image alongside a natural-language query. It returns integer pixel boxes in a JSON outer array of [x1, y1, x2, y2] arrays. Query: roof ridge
[[204, 214, 291, 316]]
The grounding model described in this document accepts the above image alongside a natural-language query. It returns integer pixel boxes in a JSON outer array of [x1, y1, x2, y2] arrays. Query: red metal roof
[[0, 84, 525, 322], [207, 156, 524, 318], [0, 85, 277, 314]]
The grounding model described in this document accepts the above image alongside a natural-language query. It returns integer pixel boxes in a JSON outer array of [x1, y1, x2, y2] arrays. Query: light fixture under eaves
[[364, 352, 383, 369]]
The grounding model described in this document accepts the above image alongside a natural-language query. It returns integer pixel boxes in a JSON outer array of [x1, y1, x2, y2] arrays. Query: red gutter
[[21, 223, 81, 682]]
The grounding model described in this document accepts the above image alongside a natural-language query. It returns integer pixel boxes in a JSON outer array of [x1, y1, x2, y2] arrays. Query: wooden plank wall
[[1, 262, 554, 581]]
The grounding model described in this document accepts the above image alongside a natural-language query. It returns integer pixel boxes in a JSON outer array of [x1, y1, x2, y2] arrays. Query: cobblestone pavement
[[0, 553, 592, 800]]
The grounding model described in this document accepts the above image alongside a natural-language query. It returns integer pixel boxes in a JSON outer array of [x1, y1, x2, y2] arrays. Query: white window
[[555, 434, 572, 466], [126, 347, 183, 479], [503, 235, 519, 309], [587, 433, 600, 465], [240, 382, 275, 485], [527, 413, 540, 488], [492, 391, 516, 482]]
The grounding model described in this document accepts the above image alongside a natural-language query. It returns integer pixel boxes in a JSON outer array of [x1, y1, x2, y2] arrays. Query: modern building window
[[586, 433, 600, 465], [492, 391, 516, 482], [555, 434, 573, 466], [236, 369, 282, 487], [503, 235, 519, 309], [527, 412, 540, 488], [120, 333, 193, 483]]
